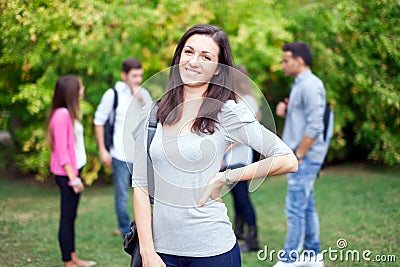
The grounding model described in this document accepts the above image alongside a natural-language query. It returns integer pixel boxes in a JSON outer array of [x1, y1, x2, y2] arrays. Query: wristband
[[225, 169, 234, 186], [68, 177, 82, 187]]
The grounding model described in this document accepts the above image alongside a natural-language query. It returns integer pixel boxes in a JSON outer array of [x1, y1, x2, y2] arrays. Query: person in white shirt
[[94, 58, 152, 237]]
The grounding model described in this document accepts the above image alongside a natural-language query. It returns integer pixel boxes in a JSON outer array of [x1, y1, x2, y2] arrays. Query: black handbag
[[123, 221, 142, 267], [123, 103, 158, 267], [104, 88, 118, 151]]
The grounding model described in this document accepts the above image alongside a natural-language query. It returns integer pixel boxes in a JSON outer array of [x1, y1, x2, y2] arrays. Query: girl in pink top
[[47, 75, 96, 267]]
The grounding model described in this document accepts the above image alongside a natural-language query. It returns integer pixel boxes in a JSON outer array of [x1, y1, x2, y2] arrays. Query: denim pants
[[283, 158, 322, 262], [112, 158, 133, 237], [158, 242, 241, 267]]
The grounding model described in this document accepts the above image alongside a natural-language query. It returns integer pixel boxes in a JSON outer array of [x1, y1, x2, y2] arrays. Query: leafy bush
[[284, 0, 400, 164], [1, 0, 399, 183]]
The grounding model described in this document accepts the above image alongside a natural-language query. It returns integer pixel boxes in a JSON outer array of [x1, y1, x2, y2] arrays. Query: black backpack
[[104, 88, 118, 151], [323, 102, 333, 142]]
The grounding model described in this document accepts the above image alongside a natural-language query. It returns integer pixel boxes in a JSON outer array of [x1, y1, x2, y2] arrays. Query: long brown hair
[[233, 65, 254, 97], [46, 75, 82, 150], [157, 24, 236, 135]]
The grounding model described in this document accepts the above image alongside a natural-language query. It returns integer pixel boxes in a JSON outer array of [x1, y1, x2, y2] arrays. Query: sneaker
[[112, 228, 121, 236], [272, 261, 296, 267], [293, 253, 324, 267]]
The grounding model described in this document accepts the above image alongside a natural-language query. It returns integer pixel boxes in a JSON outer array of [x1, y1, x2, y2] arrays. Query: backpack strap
[[111, 87, 118, 110], [147, 102, 158, 204], [323, 102, 332, 142], [110, 87, 118, 128], [105, 88, 118, 151]]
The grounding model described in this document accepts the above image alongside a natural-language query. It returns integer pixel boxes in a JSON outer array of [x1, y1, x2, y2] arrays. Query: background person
[[222, 65, 260, 252], [273, 42, 328, 267], [47, 75, 96, 267], [94, 58, 152, 237], [132, 24, 298, 267]]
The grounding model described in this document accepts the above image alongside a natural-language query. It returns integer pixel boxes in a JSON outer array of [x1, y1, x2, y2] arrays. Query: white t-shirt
[[94, 81, 152, 163], [74, 120, 86, 170]]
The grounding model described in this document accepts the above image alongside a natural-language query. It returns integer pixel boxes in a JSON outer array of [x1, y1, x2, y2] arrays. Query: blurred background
[[1, 0, 399, 184]]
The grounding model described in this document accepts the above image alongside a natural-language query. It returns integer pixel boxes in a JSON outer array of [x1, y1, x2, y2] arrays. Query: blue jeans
[[282, 158, 322, 262], [112, 158, 133, 237], [158, 242, 241, 267]]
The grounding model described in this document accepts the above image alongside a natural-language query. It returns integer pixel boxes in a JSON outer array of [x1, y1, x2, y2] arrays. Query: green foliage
[[284, 0, 400, 164], [0, 0, 399, 182], [0, 0, 218, 182]]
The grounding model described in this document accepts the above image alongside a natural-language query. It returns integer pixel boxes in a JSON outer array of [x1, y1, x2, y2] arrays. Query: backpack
[[323, 102, 334, 142], [321, 102, 334, 170], [104, 88, 118, 151]]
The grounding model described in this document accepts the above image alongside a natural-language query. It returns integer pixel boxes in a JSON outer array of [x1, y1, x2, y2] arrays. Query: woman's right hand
[[198, 171, 226, 207], [141, 249, 166, 267]]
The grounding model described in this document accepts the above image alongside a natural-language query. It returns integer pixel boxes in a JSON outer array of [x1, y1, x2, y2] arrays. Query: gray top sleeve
[[220, 100, 292, 157], [131, 103, 153, 188]]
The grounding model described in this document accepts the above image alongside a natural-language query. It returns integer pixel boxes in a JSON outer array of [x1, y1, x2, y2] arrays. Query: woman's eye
[[184, 50, 193, 55], [204, 55, 212, 61]]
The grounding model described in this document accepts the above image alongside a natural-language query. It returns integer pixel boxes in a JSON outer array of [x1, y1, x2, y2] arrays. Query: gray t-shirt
[[132, 100, 292, 257], [224, 95, 259, 166]]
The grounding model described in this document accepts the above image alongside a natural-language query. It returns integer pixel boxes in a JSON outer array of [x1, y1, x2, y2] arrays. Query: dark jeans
[[227, 164, 256, 227], [158, 242, 241, 267], [55, 171, 81, 262]]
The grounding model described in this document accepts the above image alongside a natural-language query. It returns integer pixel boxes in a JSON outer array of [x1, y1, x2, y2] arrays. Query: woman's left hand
[[73, 182, 85, 194], [198, 172, 226, 207]]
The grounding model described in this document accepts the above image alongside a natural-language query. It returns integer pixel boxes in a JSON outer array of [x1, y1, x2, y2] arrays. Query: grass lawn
[[0, 163, 399, 267]]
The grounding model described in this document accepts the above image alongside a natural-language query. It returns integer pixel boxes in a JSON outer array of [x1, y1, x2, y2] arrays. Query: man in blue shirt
[[273, 42, 328, 267]]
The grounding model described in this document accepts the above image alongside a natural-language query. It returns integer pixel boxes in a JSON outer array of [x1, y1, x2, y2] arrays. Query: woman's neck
[[183, 83, 208, 101]]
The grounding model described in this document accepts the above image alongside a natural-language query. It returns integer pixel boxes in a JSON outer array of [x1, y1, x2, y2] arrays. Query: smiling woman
[[178, 34, 220, 87], [131, 24, 298, 267]]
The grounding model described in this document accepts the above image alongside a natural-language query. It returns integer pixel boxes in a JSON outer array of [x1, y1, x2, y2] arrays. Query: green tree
[[1, 0, 399, 183], [283, 0, 400, 164], [1, 0, 272, 181]]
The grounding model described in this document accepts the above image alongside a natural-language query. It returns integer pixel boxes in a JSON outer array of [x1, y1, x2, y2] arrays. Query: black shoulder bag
[[123, 103, 158, 267], [104, 88, 118, 151]]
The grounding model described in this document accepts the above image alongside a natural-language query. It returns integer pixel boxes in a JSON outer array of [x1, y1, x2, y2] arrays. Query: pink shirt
[[50, 108, 78, 176]]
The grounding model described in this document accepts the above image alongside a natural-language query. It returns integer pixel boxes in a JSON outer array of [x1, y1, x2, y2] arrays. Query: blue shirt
[[282, 70, 328, 163]]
